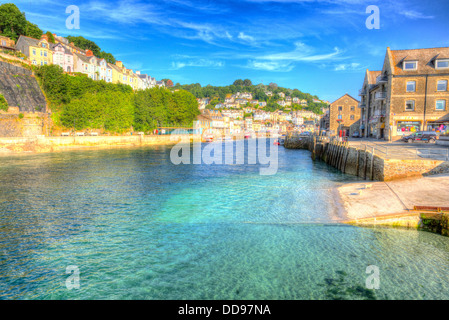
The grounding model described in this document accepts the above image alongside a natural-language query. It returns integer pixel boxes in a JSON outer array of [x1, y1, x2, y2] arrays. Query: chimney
[[115, 61, 123, 68], [85, 49, 93, 57], [135, 70, 140, 75], [41, 34, 48, 41]]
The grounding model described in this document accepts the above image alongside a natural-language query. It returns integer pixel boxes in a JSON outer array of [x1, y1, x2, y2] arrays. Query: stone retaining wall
[[0, 134, 201, 154], [285, 133, 449, 181]]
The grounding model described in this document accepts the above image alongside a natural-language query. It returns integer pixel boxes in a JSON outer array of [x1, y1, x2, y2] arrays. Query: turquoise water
[[1, 142, 449, 300]]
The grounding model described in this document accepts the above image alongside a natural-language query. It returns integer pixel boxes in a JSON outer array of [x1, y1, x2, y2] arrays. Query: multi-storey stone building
[[329, 94, 360, 136], [359, 47, 449, 140]]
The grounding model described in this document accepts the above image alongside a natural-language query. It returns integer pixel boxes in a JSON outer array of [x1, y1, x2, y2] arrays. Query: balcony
[[375, 92, 387, 100], [358, 103, 366, 109], [359, 89, 367, 96], [376, 75, 388, 84]]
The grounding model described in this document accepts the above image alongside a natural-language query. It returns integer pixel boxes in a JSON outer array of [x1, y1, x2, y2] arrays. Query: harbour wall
[[284, 134, 449, 181], [0, 134, 201, 154]]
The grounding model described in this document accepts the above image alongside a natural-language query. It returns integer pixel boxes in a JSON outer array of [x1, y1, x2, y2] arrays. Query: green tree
[[0, 3, 26, 41], [66, 35, 116, 63], [25, 21, 42, 39], [45, 31, 55, 43], [233, 79, 243, 86], [243, 79, 252, 87]]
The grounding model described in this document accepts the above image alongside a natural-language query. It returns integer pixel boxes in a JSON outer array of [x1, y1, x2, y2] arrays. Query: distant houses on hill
[[11, 34, 164, 91]]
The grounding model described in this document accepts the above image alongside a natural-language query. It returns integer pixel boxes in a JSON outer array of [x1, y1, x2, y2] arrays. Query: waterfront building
[[16, 35, 53, 66], [329, 94, 360, 136], [360, 47, 449, 140], [359, 70, 381, 138]]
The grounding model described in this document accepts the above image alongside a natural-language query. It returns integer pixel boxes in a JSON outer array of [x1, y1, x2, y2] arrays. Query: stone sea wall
[[285, 134, 449, 181], [0, 134, 202, 154]]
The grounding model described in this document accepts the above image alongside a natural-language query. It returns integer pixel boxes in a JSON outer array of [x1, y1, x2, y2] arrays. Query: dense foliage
[[134, 88, 200, 131], [35, 65, 199, 133], [66, 35, 116, 64], [45, 31, 55, 43], [0, 3, 43, 40], [0, 94, 8, 112]]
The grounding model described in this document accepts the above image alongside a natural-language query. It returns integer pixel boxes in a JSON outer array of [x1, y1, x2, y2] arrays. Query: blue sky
[[8, 0, 449, 102]]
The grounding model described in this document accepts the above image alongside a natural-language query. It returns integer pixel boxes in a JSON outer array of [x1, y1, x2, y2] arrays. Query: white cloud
[[246, 61, 294, 72], [171, 59, 225, 69], [258, 42, 344, 62], [400, 10, 434, 20], [238, 32, 255, 43], [334, 62, 364, 71]]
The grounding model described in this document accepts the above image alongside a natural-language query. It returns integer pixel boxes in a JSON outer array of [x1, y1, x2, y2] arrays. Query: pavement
[[347, 138, 449, 160], [338, 173, 449, 220]]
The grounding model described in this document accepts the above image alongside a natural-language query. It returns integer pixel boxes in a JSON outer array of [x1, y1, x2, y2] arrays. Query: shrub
[[0, 94, 8, 112]]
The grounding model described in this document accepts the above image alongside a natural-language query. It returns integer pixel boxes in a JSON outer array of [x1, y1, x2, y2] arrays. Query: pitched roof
[[74, 52, 92, 63], [17, 35, 42, 47], [388, 47, 449, 75], [107, 62, 123, 73], [368, 70, 381, 84], [330, 93, 359, 105]]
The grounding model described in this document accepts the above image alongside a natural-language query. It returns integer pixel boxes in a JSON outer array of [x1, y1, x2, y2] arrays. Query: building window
[[32, 49, 36, 55], [404, 61, 417, 71], [406, 81, 416, 92], [350, 115, 355, 120], [338, 115, 342, 120], [44, 51, 47, 57], [437, 80, 448, 92], [338, 106, 342, 111], [397, 121, 421, 135], [405, 100, 415, 111], [436, 100, 446, 111], [436, 59, 449, 70], [351, 106, 355, 111]]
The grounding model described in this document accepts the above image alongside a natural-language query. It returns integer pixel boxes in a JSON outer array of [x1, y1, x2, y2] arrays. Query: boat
[[205, 135, 214, 143]]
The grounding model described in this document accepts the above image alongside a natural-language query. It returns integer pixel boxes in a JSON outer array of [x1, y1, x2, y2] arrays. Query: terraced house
[[359, 47, 449, 140], [14, 34, 162, 91], [16, 35, 53, 66], [74, 51, 98, 80], [51, 43, 73, 73]]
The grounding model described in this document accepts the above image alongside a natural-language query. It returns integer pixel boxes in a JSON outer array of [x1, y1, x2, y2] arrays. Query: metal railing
[[351, 142, 449, 161]]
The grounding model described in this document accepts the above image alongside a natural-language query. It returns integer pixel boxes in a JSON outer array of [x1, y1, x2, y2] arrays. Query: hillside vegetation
[[35, 65, 200, 133]]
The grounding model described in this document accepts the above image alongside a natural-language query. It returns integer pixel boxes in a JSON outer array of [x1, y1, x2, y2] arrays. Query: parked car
[[352, 131, 361, 138], [401, 131, 438, 143]]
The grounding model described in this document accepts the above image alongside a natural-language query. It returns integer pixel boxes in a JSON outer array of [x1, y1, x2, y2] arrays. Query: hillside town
[[321, 47, 449, 141], [195, 91, 328, 137]]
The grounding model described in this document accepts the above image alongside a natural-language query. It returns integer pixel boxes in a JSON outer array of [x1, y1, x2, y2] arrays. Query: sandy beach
[[338, 173, 449, 221]]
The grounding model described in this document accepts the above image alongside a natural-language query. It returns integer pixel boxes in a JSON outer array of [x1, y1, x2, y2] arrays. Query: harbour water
[[1, 141, 449, 300]]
